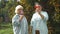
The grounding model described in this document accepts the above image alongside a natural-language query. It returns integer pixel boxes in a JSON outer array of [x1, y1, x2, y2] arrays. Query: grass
[[1, 22, 60, 34], [0, 22, 13, 34]]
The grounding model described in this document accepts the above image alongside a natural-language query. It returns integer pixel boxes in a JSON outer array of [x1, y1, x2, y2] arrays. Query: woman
[[12, 5, 28, 34], [30, 3, 49, 34]]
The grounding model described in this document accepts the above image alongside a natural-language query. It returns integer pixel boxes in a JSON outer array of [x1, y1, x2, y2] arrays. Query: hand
[[20, 15, 24, 21]]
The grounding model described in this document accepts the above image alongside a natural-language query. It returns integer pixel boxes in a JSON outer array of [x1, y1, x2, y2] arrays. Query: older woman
[[12, 5, 28, 34], [30, 3, 49, 34]]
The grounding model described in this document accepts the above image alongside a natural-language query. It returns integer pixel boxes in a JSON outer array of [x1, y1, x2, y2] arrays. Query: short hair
[[15, 5, 23, 14], [34, 2, 43, 7]]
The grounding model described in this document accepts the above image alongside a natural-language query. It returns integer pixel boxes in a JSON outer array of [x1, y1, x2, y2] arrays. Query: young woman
[[30, 3, 49, 34], [12, 5, 28, 34]]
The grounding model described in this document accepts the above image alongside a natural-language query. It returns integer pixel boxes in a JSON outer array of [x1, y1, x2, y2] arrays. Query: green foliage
[[0, 0, 60, 24], [0, 0, 60, 34], [0, 23, 13, 34], [0, 0, 60, 23]]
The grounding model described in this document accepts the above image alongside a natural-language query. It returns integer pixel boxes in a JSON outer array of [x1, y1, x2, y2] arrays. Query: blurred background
[[0, 0, 60, 34]]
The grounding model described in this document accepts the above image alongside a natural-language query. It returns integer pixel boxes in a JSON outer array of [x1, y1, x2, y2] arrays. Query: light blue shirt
[[12, 14, 28, 34], [31, 11, 49, 34]]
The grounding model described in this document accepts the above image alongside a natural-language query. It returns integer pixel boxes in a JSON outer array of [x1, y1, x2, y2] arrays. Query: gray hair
[[15, 5, 23, 14]]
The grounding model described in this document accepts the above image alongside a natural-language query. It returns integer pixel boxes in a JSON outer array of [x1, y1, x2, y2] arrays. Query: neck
[[35, 10, 40, 13]]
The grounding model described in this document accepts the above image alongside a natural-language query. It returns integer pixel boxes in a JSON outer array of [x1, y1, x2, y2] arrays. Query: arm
[[12, 15, 24, 26], [39, 12, 48, 20], [20, 15, 24, 21], [24, 17, 28, 34], [30, 14, 35, 32], [12, 15, 20, 26], [39, 12, 48, 21], [39, 13, 44, 19]]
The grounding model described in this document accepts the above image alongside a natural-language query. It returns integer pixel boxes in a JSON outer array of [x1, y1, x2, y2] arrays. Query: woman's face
[[17, 8, 24, 15], [36, 5, 42, 12]]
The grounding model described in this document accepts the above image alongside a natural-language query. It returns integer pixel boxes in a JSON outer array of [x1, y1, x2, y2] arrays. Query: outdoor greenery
[[0, 0, 60, 34]]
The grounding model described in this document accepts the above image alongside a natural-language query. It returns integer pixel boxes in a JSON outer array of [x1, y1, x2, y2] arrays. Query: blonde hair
[[15, 5, 23, 14]]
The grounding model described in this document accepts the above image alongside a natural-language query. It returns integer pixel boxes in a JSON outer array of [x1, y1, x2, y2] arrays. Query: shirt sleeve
[[23, 17, 28, 34], [43, 12, 49, 21], [12, 15, 20, 26], [30, 14, 35, 27]]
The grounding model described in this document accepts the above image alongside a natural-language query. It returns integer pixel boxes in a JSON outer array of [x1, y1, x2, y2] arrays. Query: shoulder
[[32, 13, 37, 16], [12, 14, 18, 20], [31, 13, 37, 19], [41, 11, 48, 14], [42, 11, 47, 13]]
